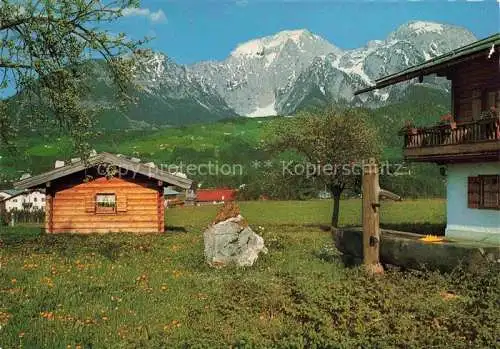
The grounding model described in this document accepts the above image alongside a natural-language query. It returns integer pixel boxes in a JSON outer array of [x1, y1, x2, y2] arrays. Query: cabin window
[[95, 193, 117, 214], [468, 175, 500, 210]]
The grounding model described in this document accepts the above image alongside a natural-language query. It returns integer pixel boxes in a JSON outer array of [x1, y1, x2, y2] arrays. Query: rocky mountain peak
[[387, 21, 476, 59], [187, 28, 339, 116], [391, 21, 447, 38], [230, 29, 340, 59]]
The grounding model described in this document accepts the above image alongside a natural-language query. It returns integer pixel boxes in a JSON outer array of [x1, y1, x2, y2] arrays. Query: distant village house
[[195, 188, 238, 205], [0, 189, 46, 212], [164, 186, 183, 208]]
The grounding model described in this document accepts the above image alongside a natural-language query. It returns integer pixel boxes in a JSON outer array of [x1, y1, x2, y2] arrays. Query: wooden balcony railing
[[402, 117, 500, 149]]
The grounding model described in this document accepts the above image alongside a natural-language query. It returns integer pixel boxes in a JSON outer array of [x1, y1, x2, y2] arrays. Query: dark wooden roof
[[0, 189, 45, 202], [355, 33, 500, 95], [0, 189, 24, 197], [14, 153, 193, 190]]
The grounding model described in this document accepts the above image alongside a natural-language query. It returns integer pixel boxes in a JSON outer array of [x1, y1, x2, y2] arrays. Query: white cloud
[[149, 10, 167, 23], [121, 7, 167, 23], [235, 0, 249, 6]]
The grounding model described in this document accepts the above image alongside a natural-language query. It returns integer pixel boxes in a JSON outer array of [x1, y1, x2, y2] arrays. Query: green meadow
[[1, 199, 498, 348]]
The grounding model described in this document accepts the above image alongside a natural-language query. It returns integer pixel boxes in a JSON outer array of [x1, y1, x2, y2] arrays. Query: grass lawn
[[0, 199, 498, 348]]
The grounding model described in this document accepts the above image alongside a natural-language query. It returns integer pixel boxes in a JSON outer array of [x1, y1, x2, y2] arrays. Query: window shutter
[[480, 175, 499, 209], [85, 194, 96, 213], [467, 177, 481, 209], [487, 91, 497, 110], [117, 194, 128, 212]]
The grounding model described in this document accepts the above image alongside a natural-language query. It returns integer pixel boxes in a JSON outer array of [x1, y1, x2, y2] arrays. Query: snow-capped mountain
[[121, 21, 476, 123], [188, 29, 340, 116], [275, 21, 476, 114]]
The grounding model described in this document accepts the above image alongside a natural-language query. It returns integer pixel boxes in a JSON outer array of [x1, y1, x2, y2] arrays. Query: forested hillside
[[0, 85, 450, 198]]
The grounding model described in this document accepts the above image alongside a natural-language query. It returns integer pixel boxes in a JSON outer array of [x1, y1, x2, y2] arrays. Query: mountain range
[[189, 21, 474, 117], [11, 20, 477, 129]]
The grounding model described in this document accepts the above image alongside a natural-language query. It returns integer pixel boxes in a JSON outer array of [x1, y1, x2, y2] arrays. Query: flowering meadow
[[0, 200, 498, 348]]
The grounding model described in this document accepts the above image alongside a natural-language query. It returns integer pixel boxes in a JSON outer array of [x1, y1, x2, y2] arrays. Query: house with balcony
[[356, 33, 499, 243]]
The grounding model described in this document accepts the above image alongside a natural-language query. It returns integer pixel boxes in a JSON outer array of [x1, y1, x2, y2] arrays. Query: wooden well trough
[[335, 227, 500, 272]]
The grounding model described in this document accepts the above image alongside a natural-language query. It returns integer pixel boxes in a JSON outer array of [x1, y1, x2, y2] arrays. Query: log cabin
[[356, 33, 500, 244], [14, 153, 193, 234]]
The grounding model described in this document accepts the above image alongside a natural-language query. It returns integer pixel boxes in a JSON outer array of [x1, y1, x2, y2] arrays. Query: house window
[[95, 194, 117, 214], [468, 175, 499, 210], [471, 89, 482, 120]]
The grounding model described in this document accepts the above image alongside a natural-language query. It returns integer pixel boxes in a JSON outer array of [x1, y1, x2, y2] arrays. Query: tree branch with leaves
[[0, 0, 147, 156]]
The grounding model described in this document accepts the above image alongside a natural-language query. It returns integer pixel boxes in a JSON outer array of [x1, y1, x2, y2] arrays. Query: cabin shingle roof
[[14, 153, 193, 190]]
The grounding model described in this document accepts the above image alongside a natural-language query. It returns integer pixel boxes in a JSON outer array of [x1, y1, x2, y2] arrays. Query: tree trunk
[[331, 194, 341, 227], [331, 184, 343, 228]]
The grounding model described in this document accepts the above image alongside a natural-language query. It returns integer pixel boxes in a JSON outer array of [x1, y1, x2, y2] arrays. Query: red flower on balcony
[[400, 120, 418, 135], [440, 113, 456, 129], [440, 113, 453, 122]]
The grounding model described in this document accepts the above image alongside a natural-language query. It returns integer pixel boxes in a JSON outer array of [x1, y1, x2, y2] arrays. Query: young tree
[[0, 0, 145, 154], [265, 108, 380, 228]]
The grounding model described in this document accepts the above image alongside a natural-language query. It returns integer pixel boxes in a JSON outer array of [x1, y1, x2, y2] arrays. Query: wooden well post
[[362, 159, 401, 275]]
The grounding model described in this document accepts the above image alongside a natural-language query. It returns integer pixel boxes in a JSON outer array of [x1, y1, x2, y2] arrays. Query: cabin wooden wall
[[451, 53, 500, 123], [48, 176, 164, 234]]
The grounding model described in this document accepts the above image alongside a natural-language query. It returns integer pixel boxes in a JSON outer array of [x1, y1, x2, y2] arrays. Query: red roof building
[[196, 189, 237, 203]]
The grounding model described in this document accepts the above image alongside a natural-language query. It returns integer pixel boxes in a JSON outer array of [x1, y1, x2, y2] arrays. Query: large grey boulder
[[204, 215, 268, 267]]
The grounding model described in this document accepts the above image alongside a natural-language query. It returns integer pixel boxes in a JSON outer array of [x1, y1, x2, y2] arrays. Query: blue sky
[[114, 0, 500, 64]]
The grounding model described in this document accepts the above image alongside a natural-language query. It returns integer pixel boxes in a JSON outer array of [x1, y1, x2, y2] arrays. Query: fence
[[1, 208, 45, 226]]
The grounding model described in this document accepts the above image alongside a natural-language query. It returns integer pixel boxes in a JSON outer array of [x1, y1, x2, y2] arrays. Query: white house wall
[[446, 162, 500, 244], [4, 191, 46, 212]]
